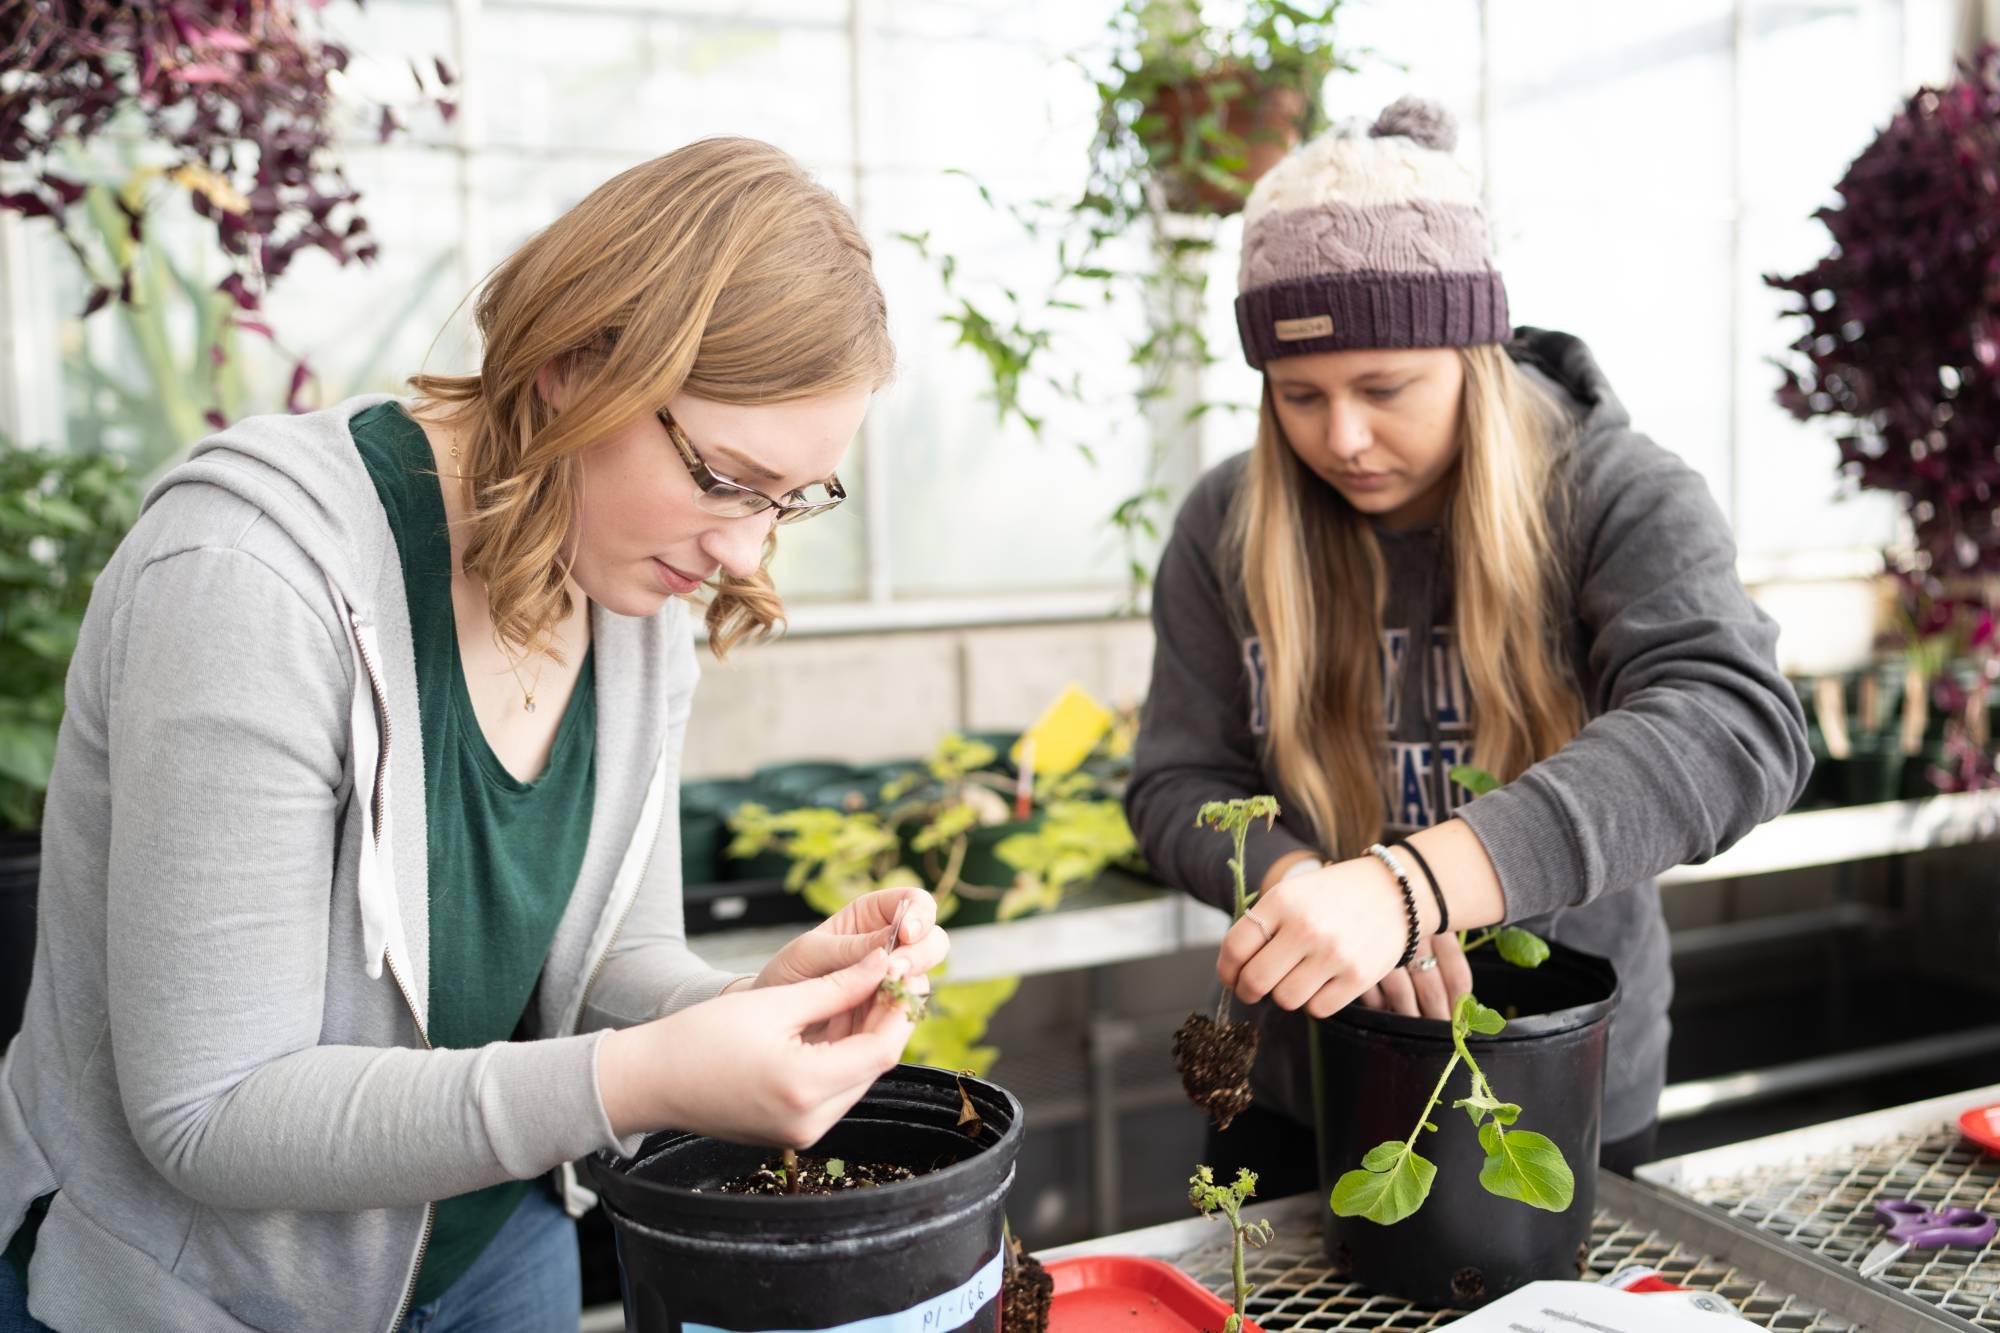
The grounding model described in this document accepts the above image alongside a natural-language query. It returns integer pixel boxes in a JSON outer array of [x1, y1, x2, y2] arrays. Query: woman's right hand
[[596, 949, 916, 1148]]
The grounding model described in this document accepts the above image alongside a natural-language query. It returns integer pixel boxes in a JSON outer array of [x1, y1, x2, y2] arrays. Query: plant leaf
[[1330, 1145, 1435, 1225], [1451, 1093, 1522, 1128], [1477, 1126, 1575, 1212], [1448, 764, 1500, 796], [1359, 1140, 1404, 1172], [1455, 994, 1506, 1036], [1495, 927, 1551, 968]]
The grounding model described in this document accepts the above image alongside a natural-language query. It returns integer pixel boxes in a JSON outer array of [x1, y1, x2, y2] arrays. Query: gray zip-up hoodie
[[0, 398, 738, 1332], [1126, 329, 1812, 1144]]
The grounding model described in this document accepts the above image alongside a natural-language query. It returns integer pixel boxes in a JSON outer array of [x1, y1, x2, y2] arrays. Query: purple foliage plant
[[0, 0, 451, 417]]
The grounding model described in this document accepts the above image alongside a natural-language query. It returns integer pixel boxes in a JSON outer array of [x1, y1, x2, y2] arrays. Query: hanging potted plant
[[896, 3, 1354, 602], [0, 440, 139, 1045], [1310, 767, 1618, 1309], [1095, 0, 1342, 217], [584, 1064, 1024, 1333]]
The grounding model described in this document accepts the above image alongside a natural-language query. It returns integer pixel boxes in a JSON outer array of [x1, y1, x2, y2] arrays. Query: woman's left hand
[[750, 885, 948, 998], [1216, 855, 1454, 1020]]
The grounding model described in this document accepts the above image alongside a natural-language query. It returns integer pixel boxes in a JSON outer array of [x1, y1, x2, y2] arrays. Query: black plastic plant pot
[[582, 1065, 1023, 1333], [1312, 940, 1618, 1309]]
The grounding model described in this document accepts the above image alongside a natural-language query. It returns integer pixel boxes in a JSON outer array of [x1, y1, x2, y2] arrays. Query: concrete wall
[[682, 574, 1886, 779]]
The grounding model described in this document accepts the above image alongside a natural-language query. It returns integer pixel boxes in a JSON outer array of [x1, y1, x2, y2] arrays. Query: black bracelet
[[1365, 843, 1423, 970], [1391, 837, 1449, 937]]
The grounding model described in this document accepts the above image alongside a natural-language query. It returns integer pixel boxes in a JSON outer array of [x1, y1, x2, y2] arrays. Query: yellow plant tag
[[1012, 684, 1114, 777]]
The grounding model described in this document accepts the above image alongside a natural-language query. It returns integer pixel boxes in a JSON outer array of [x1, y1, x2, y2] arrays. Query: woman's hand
[[1217, 854, 1459, 1020], [598, 949, 917, 1147], [748, 887, 948, 1028]]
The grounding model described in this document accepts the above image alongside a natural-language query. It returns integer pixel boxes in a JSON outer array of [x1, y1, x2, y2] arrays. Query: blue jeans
[[0, 1254, 51, 1333], [0, 1189, 578, 1333], [402, 1188, 580, 1333]]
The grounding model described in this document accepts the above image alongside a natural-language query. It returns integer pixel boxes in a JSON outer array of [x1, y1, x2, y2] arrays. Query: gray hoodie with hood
[[1126, 329, 1812, 1144], [0, 397, 737, 1332]]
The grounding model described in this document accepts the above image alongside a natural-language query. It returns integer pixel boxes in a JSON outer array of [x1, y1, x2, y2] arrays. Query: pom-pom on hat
[[1234, 96, 1508, 369]]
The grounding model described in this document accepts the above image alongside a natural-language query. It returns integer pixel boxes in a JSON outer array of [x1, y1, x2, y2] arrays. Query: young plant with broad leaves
[[1329, 764, 1569, 1225], [1329, 993, 1575, 1225]]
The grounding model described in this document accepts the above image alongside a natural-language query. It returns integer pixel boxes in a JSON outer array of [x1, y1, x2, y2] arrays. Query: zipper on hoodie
[[349, 610, 436, 1333]]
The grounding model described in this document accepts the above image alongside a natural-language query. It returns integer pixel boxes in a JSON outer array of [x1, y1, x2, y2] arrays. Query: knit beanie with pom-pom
[[1234, 96, 1508, 368]]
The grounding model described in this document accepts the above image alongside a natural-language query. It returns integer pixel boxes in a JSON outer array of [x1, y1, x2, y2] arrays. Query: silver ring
[[1410, 955, 1439, 974], [1243, 910, 1273, 943]]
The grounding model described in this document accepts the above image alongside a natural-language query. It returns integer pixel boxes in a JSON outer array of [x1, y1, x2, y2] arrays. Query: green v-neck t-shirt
[[351, 403, 597, 1307]]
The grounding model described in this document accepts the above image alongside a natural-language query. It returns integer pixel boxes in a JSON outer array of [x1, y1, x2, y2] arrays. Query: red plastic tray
[[1045, 1255, 1265, 1333], [1961, 1103, 2000, 1155]]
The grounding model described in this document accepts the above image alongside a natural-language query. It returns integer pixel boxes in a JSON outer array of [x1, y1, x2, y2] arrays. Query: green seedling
[[1195, 796, 1282, 922], [779, 1146, 800, 1196], [1329, 993, 1574, 1225], [877, 976, 930, 1023], [1190, 1165, 1274, 1333], [824, 1157, 845, 1180], [1174, 797, 1280, 1129]]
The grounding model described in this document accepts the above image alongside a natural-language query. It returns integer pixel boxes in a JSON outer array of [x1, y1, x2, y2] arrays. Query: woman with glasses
[[0, 138, 941, 1333]]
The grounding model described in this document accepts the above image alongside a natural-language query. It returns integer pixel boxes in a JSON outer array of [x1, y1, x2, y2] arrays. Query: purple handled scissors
[[1858, 1199, 1997, 1278]]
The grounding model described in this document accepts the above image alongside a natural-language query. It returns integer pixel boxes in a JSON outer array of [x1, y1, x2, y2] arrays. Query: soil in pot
[[717, 1152, 915, 1196], [1314, 940, 1617, 1310], [1173, 1007, 1257, 1131], [585, 1065, 1023, 1333]]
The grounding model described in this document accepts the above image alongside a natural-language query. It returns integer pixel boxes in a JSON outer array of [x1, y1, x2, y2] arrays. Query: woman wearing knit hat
[[0, 139, 946, 1333], [1125, 97, 1811, 1192]]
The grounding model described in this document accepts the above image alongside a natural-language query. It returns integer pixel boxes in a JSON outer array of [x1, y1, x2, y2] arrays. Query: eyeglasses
[[657, 405, 846, 525]]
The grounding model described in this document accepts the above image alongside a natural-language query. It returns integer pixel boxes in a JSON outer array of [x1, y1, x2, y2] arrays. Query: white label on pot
[[684, 1251, 1003, 1333]]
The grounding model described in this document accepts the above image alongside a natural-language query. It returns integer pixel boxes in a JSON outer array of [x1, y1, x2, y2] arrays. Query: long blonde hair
[[412, 137, 894, 659], [1225, 345, 1584, 858]]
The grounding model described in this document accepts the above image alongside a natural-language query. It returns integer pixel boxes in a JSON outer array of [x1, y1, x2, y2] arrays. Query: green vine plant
[[1329, 993, 1574, 1225], [1189, 1165, 1274, 1333], [899, 2, 1354, 603], [1328, 764, 1570, 1225]]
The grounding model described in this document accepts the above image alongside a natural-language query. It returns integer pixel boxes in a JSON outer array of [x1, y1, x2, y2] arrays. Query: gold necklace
[[496, 635, 548, 714]]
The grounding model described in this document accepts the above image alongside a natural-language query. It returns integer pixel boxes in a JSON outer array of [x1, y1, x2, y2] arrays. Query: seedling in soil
[[1189, 1165, 1273, 1333], [1174, 797, 1280, 1130], [1328, 993, 1574, 1226], [720, 1152, 915, 1196]]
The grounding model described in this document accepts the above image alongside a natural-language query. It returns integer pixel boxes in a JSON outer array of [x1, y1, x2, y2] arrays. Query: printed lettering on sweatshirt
[[1243, 627, 1474, 832]]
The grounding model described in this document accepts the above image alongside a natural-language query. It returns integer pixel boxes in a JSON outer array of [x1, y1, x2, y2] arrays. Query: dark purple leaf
[[286, 360, 313, 414]]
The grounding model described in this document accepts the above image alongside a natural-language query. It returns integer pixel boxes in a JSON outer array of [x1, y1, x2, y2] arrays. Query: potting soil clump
[[1173, 1011, 1257, 1131], [716, 1153, 915, 1196], [1000, 1248, 1053, 1332]]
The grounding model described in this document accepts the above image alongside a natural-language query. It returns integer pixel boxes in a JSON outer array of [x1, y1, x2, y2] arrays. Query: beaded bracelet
[[1389, 837, 1449, 937], [1364, 842, 1422, 970]]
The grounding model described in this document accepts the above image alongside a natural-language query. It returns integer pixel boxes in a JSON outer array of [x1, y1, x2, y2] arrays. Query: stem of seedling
[[781, 1146, 800, 1196], [1403, 1050, 1463, 1153], [1194, 797, 1281, 1025]]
